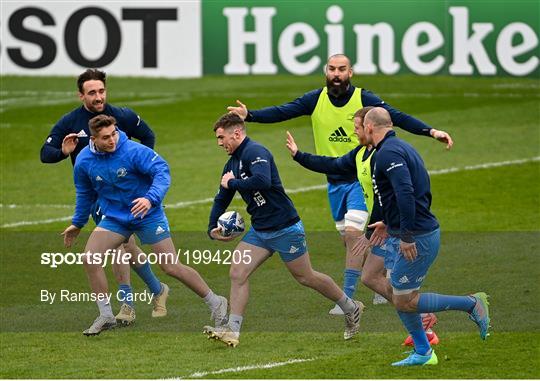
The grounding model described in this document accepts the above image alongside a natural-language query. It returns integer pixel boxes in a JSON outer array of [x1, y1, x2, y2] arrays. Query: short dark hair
[[353, 106, 375, 120], [89, 114, 116, 136], [213, 113, 246, 132], [77, 69, 106, 93]]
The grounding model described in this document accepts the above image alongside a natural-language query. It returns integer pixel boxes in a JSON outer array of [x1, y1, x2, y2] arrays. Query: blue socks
[[343, 268, 361, 298], [133, 262, 162, 295], [417, 293, 476, 313], [118, 284, 133, 307], [397, 311, 430, 355]]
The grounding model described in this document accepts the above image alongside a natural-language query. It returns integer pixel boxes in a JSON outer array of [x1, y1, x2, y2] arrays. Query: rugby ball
[[217, 211, 245, 237]]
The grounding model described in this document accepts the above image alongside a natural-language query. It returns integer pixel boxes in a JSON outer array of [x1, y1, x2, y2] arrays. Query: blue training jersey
[[72, 130, 169, 228], [208, 137, 299, 235]]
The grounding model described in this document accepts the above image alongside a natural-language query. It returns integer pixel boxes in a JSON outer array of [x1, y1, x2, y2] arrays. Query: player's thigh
[[344, 182, 367, 215], [150, 237, 179, 267], [327, 183, 349, 224], [390, 230, 440, 293], [85, 227, 127, 256], [363, 249, 386, 278], [229, 241, 272, 282], [283, 251, 314, 279], [264, 221, 308, 263]]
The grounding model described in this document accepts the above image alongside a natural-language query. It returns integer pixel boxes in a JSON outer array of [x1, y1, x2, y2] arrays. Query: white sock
[[203, 290, 221, 310], [97, 299, 114, 318], [336, 295, 356, 314], [228, 314, 243, 333]]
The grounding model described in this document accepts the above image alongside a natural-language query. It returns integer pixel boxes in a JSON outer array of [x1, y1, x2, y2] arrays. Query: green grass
[[0, 74, 539, 378]]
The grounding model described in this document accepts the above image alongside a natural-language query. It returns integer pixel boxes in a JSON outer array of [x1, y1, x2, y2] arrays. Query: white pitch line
[[1, 156, 539, 229], [181, 358, 315, 379], [1, 216, 73, 228], [428, 156, 540, 175]]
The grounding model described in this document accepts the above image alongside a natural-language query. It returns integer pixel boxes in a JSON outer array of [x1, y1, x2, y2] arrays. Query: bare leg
[[151, 237, 210, 297], [344, 228, 367, 270], [285, 252, 344, 302], [83, 227, 126, 295], [361, 251, 393, 302], [228, 242, 271, 316]]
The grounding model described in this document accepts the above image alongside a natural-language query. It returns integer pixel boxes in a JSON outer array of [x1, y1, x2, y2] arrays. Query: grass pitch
[[0, 73, 539, 378]]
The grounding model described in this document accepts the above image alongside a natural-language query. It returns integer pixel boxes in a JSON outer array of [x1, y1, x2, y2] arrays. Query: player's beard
[[326, 77, 350, 98]]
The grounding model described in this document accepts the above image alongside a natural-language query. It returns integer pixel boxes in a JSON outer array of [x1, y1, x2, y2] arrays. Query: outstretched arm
[[362, 89, 453, 149], [287, 131, 360, 176], [227, 89, 321, 123]]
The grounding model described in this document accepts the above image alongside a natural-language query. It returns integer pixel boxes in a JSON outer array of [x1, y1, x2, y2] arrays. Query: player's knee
[[392, 296, 416, 312], [160, 262, 182, 277], [344, 210, 369, 232], [360, 271, 374, 288], [292, 271, 316, 287], [229, 266, 249, 285]]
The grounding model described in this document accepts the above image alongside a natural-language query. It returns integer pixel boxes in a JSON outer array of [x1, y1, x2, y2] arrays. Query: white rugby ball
[[217, 211, 245, 237]]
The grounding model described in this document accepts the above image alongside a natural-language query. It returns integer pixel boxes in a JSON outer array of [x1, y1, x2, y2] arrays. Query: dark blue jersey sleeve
[[228, 147, 272, 191], [40, 115, 70, 163], [208, 163, 236, 238], [361, 89, 432, 137], [378, 149, 416, 242], [118, 107, 155, 148], [246, 89, 322, 123], [293, 147, 360, 176]]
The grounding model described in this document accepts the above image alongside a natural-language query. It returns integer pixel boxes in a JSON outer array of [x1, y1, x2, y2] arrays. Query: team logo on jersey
[[251, 157, 268, 165], [386, 162, 404, 172], [116, 168, 127, 177], [328, 127, 352, 143]]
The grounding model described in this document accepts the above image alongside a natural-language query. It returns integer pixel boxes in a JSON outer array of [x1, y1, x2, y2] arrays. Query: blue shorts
[[390, 229, 440, 293], [327, 182, 367, 221], [90, 201, 103, 225], [98, 211, 171, 245], [241, 220, 308, 262], [371, 239, 396, 270]]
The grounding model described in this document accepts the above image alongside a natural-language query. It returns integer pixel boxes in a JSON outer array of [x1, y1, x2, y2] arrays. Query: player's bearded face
[[80, 80, 107, 113], [325, 70, 351, 98], [354, 117, 368, 146]]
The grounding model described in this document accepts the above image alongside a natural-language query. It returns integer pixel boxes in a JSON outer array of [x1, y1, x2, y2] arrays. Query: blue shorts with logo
[[371, 240, 396, 270], [97, 210, 171, 245], [327, 182, 367, 221], [241, 220, 308, 262], [389, 228, 440, 292]]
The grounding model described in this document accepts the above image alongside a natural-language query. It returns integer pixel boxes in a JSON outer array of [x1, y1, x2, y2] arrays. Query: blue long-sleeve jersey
[[208, 137, 299, 235], [372, 131, 439, 242], [40, 104, 155, 165], [72, 130, 169, 228], [246, 85, 432, 184]]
